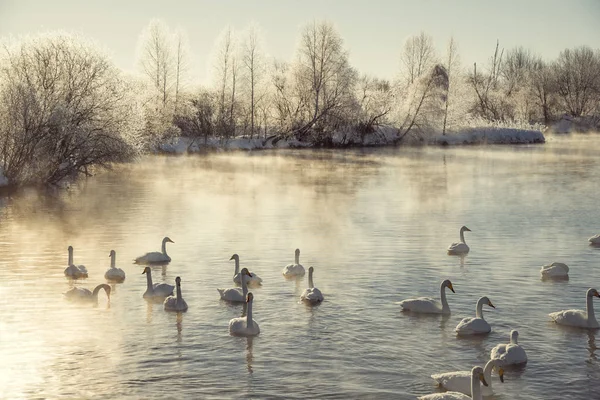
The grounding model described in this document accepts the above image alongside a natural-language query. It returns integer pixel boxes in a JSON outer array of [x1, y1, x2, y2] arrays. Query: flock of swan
[[62, 228, 600, 399]]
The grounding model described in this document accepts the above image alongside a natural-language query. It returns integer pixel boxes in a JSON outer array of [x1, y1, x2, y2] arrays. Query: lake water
[[1, 135, 599, 399]]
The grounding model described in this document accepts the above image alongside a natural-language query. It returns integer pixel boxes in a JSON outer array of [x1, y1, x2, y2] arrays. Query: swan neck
[[176, 283, 182, 304], [246, 299, 253, 329], [92, 284, 107, 300], [440, 283, 449, 311], [460, 230, 466, 244], [483, 361, 494, 388], [146, 270, 153, 290], [234, 258, 240, 275], [308, 269, 314, 289], [110, 253, 116, 268], [587, 294, 597, 324], [68, 248, 73, 266], [295, 252, 300, 265], [476, 298, 485, 319], [241, 273, 248, 297], [161, 240, 168, 255], [471, 374, 482, 400]]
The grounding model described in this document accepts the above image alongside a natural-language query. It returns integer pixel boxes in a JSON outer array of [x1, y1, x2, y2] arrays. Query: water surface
[[1, 135, 599, 399]]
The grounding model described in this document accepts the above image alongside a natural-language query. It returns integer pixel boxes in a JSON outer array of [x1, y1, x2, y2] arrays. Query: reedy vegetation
[[1, 21, 599, 186]]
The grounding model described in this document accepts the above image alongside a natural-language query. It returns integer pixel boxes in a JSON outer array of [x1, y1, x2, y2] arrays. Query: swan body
[[589, 234, 600, 245], [230, 254, 263, 286], [447, 226, 471, 255], [104, 250, 126, 282], [142, 267, 174, 300], [549, 288, 600, 329], [540, 262, 569, 279], [65, 284, 111, 303], [455, 296, 495, 335], [229, 292, 260, 336], [282, 248, 305, 277], [419, 366, 488, 400], [399, 279, 455, 314], [300, 266, 324, 304], [134, 237, 174, 264], [490, 329, 527, 365], [164, 276, 188, 312], [431, 360, 503, 397], [218, 268, 252, 303], [64, 246, 88, 279]]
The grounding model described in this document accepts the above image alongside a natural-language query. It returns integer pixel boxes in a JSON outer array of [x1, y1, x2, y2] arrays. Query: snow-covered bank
[[431, 127, 545, 146], [158, 125, 545, 154]]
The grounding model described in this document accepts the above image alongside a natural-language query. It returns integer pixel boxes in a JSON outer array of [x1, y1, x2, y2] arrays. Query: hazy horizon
[[1, 0, 599, 85]]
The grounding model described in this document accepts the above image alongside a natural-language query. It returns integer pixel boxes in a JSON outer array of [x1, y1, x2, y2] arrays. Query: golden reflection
[[146, 302, 154, 323], [246, 337, 254, 374], [176, 312, 183, 343], [588, 330, 597, 360]]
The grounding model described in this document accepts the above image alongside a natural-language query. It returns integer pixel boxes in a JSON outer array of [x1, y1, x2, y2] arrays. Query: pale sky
[[1, 0, 599, 84]]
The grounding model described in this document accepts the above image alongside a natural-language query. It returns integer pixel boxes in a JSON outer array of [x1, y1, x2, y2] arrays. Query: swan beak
[[229, 255, 235, 261], [245, 271, 253, 277], [168, 239, 174, 243], [448, 283, 455, 293], [142, 269, 147, 274], [499, 368, 504, 383], [488, 301, 496, 308], [480, 373, 488, 387], [595, 292, 600, 298]]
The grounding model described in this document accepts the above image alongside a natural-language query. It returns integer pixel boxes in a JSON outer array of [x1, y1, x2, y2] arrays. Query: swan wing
[[503, 344, 528, 364], [152, 283, 174, 297], [164, 296, 188, 312], [105, 268, 126, 282], [65, 287, 92, 300], [490, 343, 508, 360], [589, 234, 600, 244], [431, 370, 470, 395], [455, 317, 491, 335], [134, 252, 170, 264], [549, 309, 588, 327], [233, 271, 263, 285], [418, 392, 471, 400], [217, 287, 245, 302], [399, 297, 443, 314], [301, 287, 324, 303], [283, 263, 305, 277], [447, 243, 469, 254]]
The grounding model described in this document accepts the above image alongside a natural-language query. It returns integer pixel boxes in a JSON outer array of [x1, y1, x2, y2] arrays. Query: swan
[[549, 288, 600, 329], [490, 329, 527, 365], [399, 279, 455, 314], [282, 248, 305, 278], [455, 296, 495, 335], [540, 262, 569, 279], [230, 254, 263, 286], [134, 237, 174, 264], [218, 268, 252, 303], [229, 292, 260, 336], [447, 226, 471, 255], [300, 266, 324, 304], [65, 284, 111, 303], [104, 250, 126, 282], [142, 267, 174, 300], [431, 360, 504, 397], [589, 234, 600, 245], [419, 366, 488, 400], [64, 246, 88, 279], [164, 276, 188, 312]]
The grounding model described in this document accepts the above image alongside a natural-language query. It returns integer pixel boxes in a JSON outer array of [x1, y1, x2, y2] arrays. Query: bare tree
[[356, 75, 393, 133], [173, 29, 190, 114], [469, 40, 507, 121], [442, 37, 460, 134], [501, 47, 535, 96], [241, 24, 267, 138], [401, 32, 436, 86], [212, 27, 239, 137]]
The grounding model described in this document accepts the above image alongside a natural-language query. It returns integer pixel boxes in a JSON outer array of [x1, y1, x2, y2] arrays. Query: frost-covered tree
[[0, 33, 144, 186], [240, 23, 268, 138], [356, 75, 393, 133], [401, 32, 436, 86], [442, 37, 461, 134]]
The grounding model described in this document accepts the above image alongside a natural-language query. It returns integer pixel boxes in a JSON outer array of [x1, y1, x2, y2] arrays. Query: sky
[[1, 0, 599, 85]]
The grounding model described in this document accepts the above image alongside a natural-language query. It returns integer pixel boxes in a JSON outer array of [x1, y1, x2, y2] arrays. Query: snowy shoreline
[[157, 126, 546, 155]]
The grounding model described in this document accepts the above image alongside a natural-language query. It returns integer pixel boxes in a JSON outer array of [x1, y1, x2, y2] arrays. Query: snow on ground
[[431, 127, 545, 146]]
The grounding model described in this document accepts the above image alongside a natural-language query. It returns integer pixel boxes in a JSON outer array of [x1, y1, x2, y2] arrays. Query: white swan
[[455, 296, 495, 335], [540, 262, 569, 279], [589, 234, 600, 245], [549, 288, 600, 329], [65, 284, 111, 303], [431, 359, 504, 397], [419, 366, 488, 400], [229, 292, 260, 336], [218, 268, 252, 303], [282, 248, 305, 278], [490, 329, 527, 365], [447, 226, 471, 255], [399, 279, 455, 314], [104, 250, 126, 282], [142, 267, 174, 300], [300, 266, 324, 304], [164, 276, 188, 312], [230, 254, 263, 286], [134, 237, 174, 264], [64, 246, 88, 279]]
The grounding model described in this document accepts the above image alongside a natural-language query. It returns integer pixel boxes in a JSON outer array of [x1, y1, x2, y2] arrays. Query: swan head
[[295, 248, 300, 257], [109, 250, 115, 257], [241, 268, 252, 277], [309, 266, 314, 273], [163, 237, 174, 244], [481, 296, 495, 308], [230, 254, 239, 261], [175, 276, 182, 286], [471, 366, 487, 387], [460, 226, 471, 233], [247, 292, 254, 303], [587, 288, 600, 298], [142, 267, 151, 274], [68, 245, 73, 252], [442, 279, 455, 293], [510, 329, 519, 344]]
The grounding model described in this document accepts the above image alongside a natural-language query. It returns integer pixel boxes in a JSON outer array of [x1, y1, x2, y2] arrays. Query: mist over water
[[1, 135, 600, 399]]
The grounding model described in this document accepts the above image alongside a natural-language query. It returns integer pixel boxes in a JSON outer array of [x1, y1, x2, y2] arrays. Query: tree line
[[1, 20, 599, 186]]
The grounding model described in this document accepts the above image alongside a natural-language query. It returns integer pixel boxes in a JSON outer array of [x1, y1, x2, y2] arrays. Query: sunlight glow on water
[[0, 135, 599, 399]]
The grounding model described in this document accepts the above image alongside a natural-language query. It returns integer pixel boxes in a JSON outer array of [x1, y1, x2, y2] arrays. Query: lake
[[1, 135, 599, 399]]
